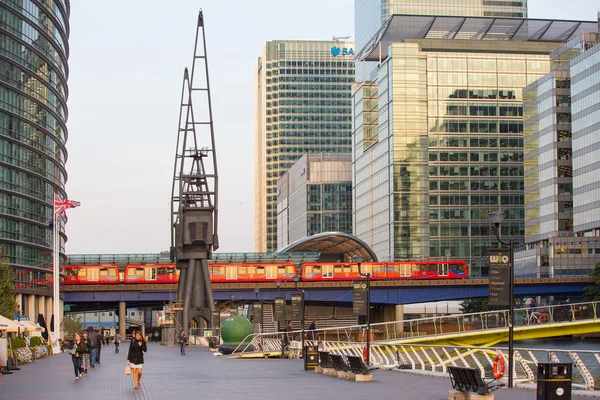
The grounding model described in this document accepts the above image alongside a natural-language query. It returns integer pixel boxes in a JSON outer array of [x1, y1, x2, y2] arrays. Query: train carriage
[[63, 265, 120, 284], [124, 265, 179, 284], [209, 263, 297, 282]]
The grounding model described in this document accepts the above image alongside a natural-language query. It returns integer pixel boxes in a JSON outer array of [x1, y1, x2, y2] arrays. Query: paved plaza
[[0, 342, 596, 400]]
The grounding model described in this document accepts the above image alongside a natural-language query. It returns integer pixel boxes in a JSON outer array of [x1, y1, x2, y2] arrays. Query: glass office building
[[516, 31, 600, 276], [352, 16, 596, 276], [277, 153, 352, 249], [0, 0, 70, 312], [355, 0, 527, 81], [255, 41, 355, 252]]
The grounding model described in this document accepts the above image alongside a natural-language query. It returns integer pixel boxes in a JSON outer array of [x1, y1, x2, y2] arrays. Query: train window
[[127, 269, 136, 276], [277, 266, 286, 275], [439, 263, 449, 276], [362, 264, 373, 275], [266, 266, 277, 279], [145, 268, 157, 280], [305, 266, 312, 274], [239, 267, 247, 275], [108, 269, 116, 276], [77, 269, 86, 277], [287, 266, 295, 274], [323, 265, 333, 278], [334, 266, 342, 274], [226, 267, 237, 280], [313, 266, 321, 274], [398, 263, 410, 276], [137, 268, 144, 273], [351, 265, 358, 273], [257, 266, 265, 274], [100, 269, 108, 276], [247, 266, 256, 275], [88, 269, 99, 281]]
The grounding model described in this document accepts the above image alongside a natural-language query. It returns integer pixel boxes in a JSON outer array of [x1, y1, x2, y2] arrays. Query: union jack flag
[[54, 194, 81, 216]]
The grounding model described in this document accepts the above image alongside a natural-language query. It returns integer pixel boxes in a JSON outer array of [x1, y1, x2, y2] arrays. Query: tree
[[61, 314, 83, 339], [0, 250, 17, 320], [460, 298, 492, 314], [584, 262, 600, 301]]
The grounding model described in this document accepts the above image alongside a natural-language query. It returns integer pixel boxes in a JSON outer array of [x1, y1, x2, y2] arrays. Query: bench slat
[[447, 365, 505, 395]]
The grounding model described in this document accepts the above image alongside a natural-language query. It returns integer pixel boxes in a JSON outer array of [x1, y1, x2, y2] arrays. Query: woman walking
[[70, 333, 86, 381], [127, 331, 147, 389]]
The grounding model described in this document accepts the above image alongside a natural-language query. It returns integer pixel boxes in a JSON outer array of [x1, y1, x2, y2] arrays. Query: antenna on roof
[[333, 36, 351, 41]]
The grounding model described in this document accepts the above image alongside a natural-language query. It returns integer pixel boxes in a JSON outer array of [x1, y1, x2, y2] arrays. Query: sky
[[64, 0, 600, 255]]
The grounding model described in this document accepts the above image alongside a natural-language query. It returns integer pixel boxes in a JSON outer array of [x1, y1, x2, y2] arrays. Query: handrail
[[233, 301, 599, 354]]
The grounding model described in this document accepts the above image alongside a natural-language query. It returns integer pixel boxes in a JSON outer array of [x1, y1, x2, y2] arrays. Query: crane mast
[[170, 10, 218, 335]]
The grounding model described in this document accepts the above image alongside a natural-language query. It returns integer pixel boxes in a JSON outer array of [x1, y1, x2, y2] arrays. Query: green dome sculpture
[[220, 315, 254, 346]]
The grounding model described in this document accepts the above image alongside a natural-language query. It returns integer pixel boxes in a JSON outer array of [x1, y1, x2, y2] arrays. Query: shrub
[[10, 337, 25, 349], [30, 337, 43, 347]]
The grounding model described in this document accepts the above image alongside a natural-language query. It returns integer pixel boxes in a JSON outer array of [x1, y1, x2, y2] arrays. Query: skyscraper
[[1, 1, 70, 318], [356, 0, 528, 55], [255, 41, 355, 252], [351, 15, 596, 275]]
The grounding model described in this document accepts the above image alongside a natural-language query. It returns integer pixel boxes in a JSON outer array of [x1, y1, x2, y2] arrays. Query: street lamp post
[[353, 255, 370, 366], [489, 210, 515, 389], [292, 275, 304, 351], [275, 280, 281, 293]]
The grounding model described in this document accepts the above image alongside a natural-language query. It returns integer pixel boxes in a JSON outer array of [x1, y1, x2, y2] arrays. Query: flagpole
[[52, 191, 60, 353]]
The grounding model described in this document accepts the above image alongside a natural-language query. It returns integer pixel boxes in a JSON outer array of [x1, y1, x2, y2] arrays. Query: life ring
[[493, 354, 506, 379], [362, 346, 367, 362]]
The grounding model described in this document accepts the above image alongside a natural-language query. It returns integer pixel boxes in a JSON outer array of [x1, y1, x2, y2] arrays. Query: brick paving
[[0, 342, 595, 400]]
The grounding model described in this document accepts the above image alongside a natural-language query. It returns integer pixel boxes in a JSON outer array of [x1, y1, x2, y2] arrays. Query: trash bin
[[304, 345, 318, 370], [207, 337, 218, 350], [537, 362, 572, 400]]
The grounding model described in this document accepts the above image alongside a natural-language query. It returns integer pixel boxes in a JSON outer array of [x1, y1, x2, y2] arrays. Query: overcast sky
[[64, 0, 600, 255]]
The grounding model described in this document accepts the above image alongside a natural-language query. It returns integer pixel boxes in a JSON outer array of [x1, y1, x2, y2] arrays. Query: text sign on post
[[291, 293, 303, 321], [251, 302, 263, 324], [488, 248, 512, 306], [353, 281, 368, 316], [274, 297, 287, 322]]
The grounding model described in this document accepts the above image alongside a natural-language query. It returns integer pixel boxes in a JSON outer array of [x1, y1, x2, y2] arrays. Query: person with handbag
[[81, 331, 91, 373], [69, 333, 86, 381], [126, 330, 147, 389]]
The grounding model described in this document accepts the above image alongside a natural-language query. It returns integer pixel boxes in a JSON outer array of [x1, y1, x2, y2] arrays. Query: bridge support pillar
[[119, 302, 126, 340], [374, 305, 404, 333]]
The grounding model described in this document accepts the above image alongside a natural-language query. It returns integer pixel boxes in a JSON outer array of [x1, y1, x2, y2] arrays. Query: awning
[[0, 315, 25, 332]]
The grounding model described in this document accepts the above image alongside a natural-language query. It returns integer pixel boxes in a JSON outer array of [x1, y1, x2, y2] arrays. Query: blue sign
[[331, 46, 354, 57], [13, 312, 18, 320]]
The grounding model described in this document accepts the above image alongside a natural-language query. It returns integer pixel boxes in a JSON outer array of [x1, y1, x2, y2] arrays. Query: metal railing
[[317, 341, 599, 391]]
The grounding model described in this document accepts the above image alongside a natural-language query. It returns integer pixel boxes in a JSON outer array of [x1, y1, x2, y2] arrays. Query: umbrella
[[0, 315, 21, 332], [50, 314, 54, 332], [38, 314, 48, 341]]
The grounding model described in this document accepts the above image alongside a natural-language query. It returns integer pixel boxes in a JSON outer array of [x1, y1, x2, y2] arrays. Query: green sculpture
[[219, 316, 254, 354]]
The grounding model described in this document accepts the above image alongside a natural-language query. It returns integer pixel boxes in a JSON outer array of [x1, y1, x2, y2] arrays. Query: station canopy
[[276, 232, 378, 262], [356, 14, 598, 62]]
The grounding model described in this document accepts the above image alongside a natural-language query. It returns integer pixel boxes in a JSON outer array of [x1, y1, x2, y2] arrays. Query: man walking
[[94, 329, 103, 364], [114, 332, 121, 353], [177, 330, 187, 355], [87, 328, 98, 367]]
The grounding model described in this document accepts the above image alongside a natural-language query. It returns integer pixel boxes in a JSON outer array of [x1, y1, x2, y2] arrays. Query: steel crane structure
[[170, 10, 218, 335]]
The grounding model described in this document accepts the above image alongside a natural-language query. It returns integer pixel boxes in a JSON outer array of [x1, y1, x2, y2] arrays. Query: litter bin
[[207, 337, 218, 350], [537, 362, 572, 400], [304, 345, 318, 370]]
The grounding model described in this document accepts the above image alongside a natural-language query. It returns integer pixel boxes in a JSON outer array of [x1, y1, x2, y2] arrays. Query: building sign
[[251, 302, 263, 324], [291, 293, 303, 321], [353, 281, 368, 316], [331, 46, 354, 57], [488, 248, 511, 306], [274, 297, 286, 322]]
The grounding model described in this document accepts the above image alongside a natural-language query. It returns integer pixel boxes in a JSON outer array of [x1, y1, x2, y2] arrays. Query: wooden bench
[[329, 354, 349, 372], [347, 355, 379, 375], [448, 366, 504, 398]]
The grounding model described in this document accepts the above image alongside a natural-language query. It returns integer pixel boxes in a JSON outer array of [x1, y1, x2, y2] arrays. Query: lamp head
[[254, 287, 260, 294], [275, 280, 281, 288], [352, 255, 365, 264], [489, 210, 505, 227], [292, 275, 300, 283]]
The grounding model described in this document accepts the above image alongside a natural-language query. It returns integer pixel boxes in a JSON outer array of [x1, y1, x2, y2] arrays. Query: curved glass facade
[[0, 0, 70, 293]]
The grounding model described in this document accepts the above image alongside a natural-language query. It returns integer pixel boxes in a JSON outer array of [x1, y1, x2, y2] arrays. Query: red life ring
[[362, 346, 367, 363], [493, 354, 506, 379]]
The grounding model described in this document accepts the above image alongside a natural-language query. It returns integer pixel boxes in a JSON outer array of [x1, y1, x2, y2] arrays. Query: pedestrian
[[69, 333, 86, 381], [153, 331, 159, 342], [87, 327, 100, 367], [177, 329, 187, 355], [114, 332, 121, 354], [95, 329, 103, 364], [306, 320, 317, 340], [82, 331, 91, 373], [529, 298, 537, 308], [127, 331, 147, 389]]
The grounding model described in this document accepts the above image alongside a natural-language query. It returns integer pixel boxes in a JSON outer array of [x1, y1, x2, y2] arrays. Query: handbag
[[124, 363, 132, 375], [68, 348, 77, 356]]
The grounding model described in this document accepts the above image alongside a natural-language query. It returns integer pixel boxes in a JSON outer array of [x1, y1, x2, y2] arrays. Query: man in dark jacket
[[87, 328, 102, 366], [177, 330, 187, 355]]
